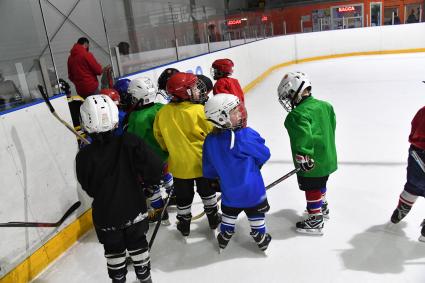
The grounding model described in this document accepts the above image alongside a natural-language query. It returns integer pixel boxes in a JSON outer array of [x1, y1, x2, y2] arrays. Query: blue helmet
[[113, 78, 132, 107], [114, 78, 131, 95]]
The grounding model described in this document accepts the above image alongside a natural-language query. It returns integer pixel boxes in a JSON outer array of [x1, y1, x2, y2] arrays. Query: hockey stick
[[37, 85, 90, 145], [0, 201, 81, 228], [192, 167, 301, 221], [148, 187, 174, 250], [411, 150, 425, 173]]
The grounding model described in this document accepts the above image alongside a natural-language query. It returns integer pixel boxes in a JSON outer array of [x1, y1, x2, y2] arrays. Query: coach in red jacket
[[67, 37, 103, 98]]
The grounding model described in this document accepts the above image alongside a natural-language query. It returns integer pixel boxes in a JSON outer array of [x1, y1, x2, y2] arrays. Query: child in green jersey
[[277, 71, 337, 235], [127, 76, 171, 224]]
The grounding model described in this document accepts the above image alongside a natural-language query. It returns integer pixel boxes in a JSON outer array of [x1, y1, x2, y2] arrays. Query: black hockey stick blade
[[38, 85, 55, 113], [0, 201, 81, 228], [149, 187, 174, 250]]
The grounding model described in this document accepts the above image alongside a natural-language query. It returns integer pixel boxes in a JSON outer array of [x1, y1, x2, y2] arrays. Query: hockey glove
[[295, 154, 315, 172]]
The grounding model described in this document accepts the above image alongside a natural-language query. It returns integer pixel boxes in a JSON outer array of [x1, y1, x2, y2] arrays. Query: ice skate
[[206, 211, 222, 230], [217, 230, 234, 253], [112, 277, 126, 283], [176, 215, 191, 239], [321, 202, 330, 220], [250, 231, 272, 251], [419, 219, 425, 243], [390, 203, 412, 224], [147, 207, 170, 225], [296, 214, 324, 235]]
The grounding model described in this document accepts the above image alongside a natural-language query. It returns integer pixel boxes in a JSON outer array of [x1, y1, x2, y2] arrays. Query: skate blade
[[296, 227, 324, 236], [419, 235, 425, 243], [182, 236, 188, 244], [161, 219, 171, 226]]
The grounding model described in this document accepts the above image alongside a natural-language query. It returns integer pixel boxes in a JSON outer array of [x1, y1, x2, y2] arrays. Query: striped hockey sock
[[305, 189, 323, 215], [248, 213, 266, 234]]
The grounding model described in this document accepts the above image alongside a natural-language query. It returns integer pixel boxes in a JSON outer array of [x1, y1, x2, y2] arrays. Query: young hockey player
[[203, 93, 272, 252], [156, 68, 179, 104], [99, 88, 126, 136], [211, 58, 245, 104], [126, 76, 172, 222], [390, 105, 425, 242], [277, 71, 337, 235], [113, 78, 132, 111], [76, 95, 163, 283], [153, 72, 220, 238]]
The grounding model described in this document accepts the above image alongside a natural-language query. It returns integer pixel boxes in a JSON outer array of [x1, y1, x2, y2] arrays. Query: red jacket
[[67, 44, 102, 97], [409, 106, 425, 150], [213, 77, 245, 104]]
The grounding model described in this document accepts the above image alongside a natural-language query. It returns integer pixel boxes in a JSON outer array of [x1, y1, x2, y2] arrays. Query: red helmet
[[100, 88, 120, 105], [212, 59, 234, 78], [166, 72, 198, 101]]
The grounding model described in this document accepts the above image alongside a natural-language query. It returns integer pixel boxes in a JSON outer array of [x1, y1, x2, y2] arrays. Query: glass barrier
[[42, 0, 114, 94], [1, 0, 423, 112], [0, 0, 56, 112]]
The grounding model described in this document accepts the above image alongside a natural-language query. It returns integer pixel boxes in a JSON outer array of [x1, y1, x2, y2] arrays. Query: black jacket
[[76, 132, 163, 228]]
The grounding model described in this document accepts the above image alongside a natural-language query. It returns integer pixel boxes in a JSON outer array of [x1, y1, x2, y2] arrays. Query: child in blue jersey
[[203, 93, 272, 251]]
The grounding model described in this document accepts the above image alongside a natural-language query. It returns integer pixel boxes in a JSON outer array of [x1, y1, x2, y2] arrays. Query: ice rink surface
[[33, 53, 425, 283]]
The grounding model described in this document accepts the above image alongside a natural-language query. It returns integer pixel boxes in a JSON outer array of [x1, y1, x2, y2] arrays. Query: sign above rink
[[338, 6, 355, 12]]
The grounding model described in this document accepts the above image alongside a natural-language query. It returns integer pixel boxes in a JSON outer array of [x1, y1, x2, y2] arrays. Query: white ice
[[33, 53, 425, 283]]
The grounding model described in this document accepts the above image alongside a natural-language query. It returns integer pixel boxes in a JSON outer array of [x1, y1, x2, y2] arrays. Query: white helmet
[[128, 77, 157, 105], [204, 93, 247, 129], [80, 95, 119, 133], [277, 71, 311, 112]]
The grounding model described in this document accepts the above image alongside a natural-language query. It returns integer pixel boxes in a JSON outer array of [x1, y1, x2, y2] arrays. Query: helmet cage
[[188, 79, 208, 104], [277, 72, 309, 112], [229, 104, 247, 129]]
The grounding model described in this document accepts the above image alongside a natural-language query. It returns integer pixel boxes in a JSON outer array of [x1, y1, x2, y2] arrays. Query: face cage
[[188, 79, 208, 104], [210, 67, 230, 79], [228, 104, 247, 129], [278, 96, 294, 112]]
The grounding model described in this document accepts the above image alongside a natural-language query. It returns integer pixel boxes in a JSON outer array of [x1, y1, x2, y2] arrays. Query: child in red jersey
[[211, 58, 245, 104], [390, 105, 425, 242]]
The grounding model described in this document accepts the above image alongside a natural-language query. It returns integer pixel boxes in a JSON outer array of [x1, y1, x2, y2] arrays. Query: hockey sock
[[128, 247, 150, 281], [305, 189, 323, 215], [398, 190, 418, 208], [148, 185, 164, 209], [248, 213, 266, 234], [201, 193, 218, 214], [105, 250, 127, 281], [177, 204, 192, 217], [320, 187, 327, 204], [162, 172, 174, 195], [220, 213, 237, 234]]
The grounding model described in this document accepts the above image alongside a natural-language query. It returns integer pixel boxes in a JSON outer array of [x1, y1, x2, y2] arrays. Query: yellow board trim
[[243, 47, 425, 93], [0, 209, 93, 283], [2, 46, 425, 283]]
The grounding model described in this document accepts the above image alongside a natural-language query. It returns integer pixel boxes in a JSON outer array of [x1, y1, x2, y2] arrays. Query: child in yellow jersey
[[153, 72, 220, 238]]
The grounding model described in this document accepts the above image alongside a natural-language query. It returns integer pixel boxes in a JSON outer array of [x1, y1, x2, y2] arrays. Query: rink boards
[[1, 23, 424, 282]]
